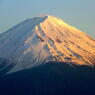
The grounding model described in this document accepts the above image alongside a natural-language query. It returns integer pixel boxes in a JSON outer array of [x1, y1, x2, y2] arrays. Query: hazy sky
[[0, 0, 95, 38]]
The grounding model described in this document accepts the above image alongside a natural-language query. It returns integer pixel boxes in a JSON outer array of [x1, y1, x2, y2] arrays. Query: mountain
[[0, 15, 95, 74]]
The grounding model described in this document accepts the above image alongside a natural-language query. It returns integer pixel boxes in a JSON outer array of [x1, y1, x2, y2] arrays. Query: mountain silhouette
[[0, 61, 95, 95]]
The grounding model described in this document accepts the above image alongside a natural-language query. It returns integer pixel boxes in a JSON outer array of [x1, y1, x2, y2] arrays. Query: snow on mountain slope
[[0, 15, 95, 74]]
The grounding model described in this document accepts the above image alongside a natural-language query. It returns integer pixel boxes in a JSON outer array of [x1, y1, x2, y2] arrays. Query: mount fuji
[[0, 15, 95, 74]]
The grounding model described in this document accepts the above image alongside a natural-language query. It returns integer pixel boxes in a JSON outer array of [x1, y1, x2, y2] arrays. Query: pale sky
[[0, 0, 95, 38]]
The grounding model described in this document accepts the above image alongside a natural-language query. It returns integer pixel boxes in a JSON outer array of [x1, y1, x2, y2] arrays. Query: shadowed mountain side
[[0, 62, 95, 95], [0, 58, 16, 75]]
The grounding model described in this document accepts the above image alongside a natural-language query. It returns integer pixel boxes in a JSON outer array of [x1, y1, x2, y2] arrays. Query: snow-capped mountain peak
[[0, 15, 95, 74]]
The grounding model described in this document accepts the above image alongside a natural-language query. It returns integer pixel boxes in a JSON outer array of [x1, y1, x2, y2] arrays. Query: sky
[[0, 0, 95, 38]]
